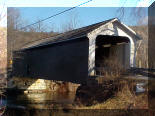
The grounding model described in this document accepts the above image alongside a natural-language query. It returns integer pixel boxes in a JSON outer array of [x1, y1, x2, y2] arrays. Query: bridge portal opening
[[95, 35, 130, 76]]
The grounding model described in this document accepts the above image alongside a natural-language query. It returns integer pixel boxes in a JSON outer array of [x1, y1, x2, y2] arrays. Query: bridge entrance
[[95, 35, 130, 76]]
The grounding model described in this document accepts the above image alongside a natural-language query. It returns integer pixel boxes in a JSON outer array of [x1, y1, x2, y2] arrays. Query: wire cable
[[20, 0, 93, 30]]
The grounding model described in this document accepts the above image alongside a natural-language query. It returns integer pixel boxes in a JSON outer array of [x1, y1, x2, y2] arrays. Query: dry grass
[[97, 57, 126, 80], [76, 79, 148, 109], [90, 56, 148, 109]]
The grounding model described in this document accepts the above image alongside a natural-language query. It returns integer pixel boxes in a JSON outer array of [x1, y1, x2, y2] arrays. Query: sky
[[16, 7, 148, 32], [0, 0, 154, 29]]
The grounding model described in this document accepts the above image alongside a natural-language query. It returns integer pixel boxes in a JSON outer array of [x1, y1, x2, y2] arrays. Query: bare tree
[[7, 8, 22, 30], [7, 8, 23, 68], [0, 2, 7, 98], [61, 11, 80, 32], [116, 1, 148, 68], [36, 19, 46, 32], [0, 1, 6, 23], [116, 0, 147, 25], [0, 2, 7, 70]]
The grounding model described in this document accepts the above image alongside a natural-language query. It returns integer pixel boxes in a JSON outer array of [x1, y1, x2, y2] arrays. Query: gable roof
[[21, 18, 140, 51]]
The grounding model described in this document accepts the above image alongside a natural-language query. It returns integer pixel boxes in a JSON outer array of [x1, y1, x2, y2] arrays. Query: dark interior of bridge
[[95, 35, 130, 75]]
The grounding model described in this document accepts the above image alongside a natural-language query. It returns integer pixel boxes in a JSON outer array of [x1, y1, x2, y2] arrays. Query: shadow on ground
[[128, 68, 155, 78]]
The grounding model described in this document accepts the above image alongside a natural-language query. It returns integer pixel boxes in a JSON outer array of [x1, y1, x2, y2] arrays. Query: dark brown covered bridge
[[12, 18, 141, 83]]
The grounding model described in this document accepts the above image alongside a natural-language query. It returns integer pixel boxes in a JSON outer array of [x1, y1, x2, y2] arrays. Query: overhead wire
[[20, 0, 93, 30]]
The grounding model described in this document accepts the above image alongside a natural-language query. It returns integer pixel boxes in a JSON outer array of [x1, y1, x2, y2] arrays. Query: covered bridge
[[13, 18, 141, 83]]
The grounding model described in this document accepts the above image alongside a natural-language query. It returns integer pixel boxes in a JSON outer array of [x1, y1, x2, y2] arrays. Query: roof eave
[[20, 34, 87, 51], [114, 20, 142, 40]]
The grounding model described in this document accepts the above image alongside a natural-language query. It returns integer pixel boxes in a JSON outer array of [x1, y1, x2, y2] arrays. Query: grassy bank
[[75, 78, 148, 109]]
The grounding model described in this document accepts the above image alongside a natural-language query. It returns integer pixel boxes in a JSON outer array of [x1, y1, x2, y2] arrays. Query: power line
[[20, 0, 93, 30]]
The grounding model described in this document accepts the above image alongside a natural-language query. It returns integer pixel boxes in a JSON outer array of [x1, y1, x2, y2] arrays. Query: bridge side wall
[[13, 37, 89, 84]]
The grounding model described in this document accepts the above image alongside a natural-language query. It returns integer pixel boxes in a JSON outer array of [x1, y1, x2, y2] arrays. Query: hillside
[[7, 30, 59, 67], [7, 31, 59, 51]]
